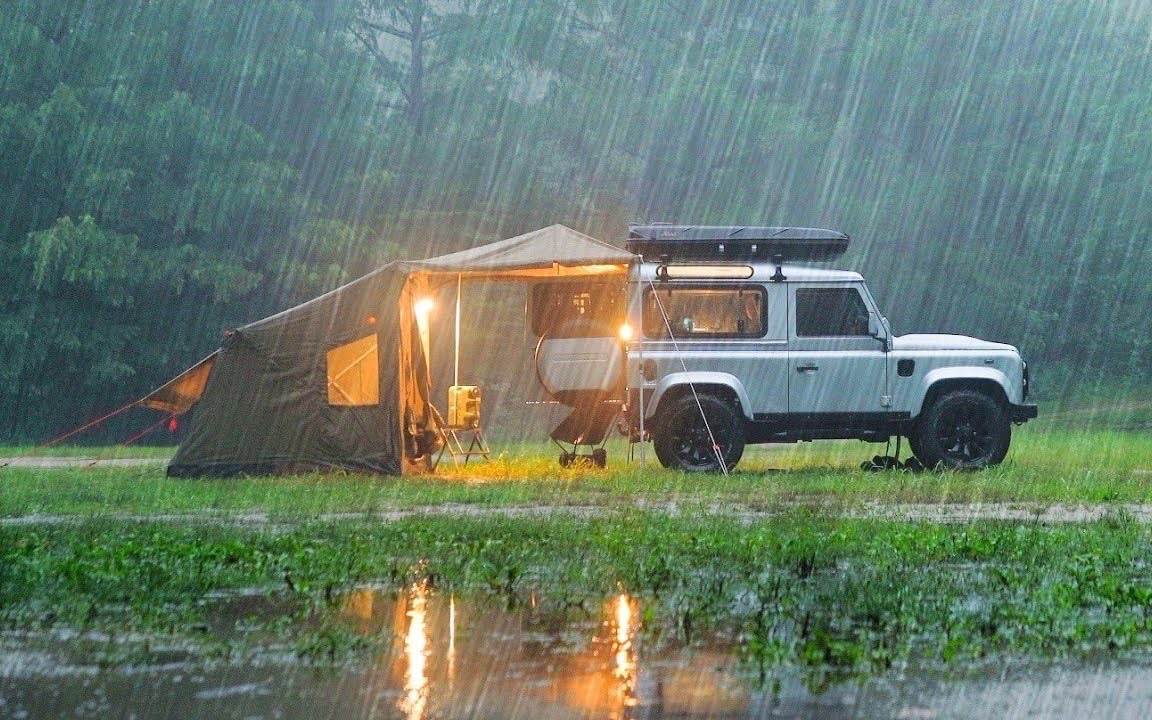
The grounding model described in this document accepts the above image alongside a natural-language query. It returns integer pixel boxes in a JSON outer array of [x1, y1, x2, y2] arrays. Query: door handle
[[796, 364, 819, 373]]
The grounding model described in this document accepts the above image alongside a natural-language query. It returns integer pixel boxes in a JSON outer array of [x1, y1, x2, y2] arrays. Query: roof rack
[[627, 224, 849, 262]]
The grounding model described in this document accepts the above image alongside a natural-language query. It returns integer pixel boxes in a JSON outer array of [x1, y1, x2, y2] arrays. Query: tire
[[592, 448, 607, 468], [912, 389, 1010, 470], [906, 429, 924, 460], [652, 394, 745, 473]]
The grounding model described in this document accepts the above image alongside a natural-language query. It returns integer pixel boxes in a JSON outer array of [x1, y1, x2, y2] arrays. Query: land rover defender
[[533, 224, 1037, 472]]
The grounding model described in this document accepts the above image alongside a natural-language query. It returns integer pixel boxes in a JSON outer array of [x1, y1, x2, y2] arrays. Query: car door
[[787, 283, 888, 416]]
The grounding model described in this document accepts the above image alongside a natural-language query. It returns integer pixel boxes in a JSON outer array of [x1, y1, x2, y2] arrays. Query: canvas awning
[[404, 224, 634, 281]]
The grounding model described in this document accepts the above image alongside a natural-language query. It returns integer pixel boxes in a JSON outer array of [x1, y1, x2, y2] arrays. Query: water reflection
[[340, 586, 746, 717], [371, 586, 653, 718], [612, 593, 638, 720], [11, 588, 1152, 719], [448, 594, 456, 691], [399, 583, 429, 720]]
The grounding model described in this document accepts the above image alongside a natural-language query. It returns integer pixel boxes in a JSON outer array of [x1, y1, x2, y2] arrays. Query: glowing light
[[448, 595, 456, 690], [614, 593, 633, 676], [611, 593, 638, 718], [449, 595, 456, 650], [400, 582, 430, 720], [618, 322, 634, 342], [656, 264, 754, 279], [414, 298, 434, 366]]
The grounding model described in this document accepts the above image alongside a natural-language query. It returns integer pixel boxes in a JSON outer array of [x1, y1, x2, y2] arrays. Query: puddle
[[3, 586, 1152, 719]]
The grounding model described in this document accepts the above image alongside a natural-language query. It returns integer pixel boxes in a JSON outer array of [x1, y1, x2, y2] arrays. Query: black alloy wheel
[[652, 394, 745, 473], [913, 389, 1010, 470]]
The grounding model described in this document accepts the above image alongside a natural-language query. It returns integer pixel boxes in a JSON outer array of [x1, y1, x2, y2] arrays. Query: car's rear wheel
[[652, 394, 745, 473], [912, 389, 1010, 470]]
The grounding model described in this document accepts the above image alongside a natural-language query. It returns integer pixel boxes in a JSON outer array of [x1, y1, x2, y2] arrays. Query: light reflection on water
[[381, 585, 653, 720], [612, 593, 638, 720], [24, 588, 1152, 719], [400, 582, 430, 720]]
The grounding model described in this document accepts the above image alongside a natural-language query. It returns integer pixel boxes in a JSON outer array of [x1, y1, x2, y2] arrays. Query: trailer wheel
[[592, 448, 607, 468], [912, 389, 1010, 470], [652, 394, 745, 473]]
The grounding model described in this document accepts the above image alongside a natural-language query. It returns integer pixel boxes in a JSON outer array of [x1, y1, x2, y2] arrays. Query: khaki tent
[[143, 225, 634, 476]]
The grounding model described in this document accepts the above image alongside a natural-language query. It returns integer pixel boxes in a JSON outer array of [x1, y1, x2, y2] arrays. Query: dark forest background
[[2, 0, 1150, 441]]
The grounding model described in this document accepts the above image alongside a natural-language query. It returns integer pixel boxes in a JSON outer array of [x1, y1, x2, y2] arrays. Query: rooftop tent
[[145, 225, 634, 477]]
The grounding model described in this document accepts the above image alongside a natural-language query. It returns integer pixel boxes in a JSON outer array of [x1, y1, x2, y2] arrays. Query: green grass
[[3, 513, 1152, 681], [4, 415, 1152, 680], [2, 426, 1150, 517]]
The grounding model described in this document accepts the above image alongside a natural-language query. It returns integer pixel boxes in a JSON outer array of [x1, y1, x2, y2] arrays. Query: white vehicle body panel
[[625, 262, 1032, 427], [647, 371, 755, 420]]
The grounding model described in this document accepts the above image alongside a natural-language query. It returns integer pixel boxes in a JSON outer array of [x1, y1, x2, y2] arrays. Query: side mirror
[[868, 313, 891, 350]]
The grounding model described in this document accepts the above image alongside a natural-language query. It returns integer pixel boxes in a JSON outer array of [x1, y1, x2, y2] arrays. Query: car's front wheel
[[912, 389, 1010, 470], [652, 394, 745, 473]]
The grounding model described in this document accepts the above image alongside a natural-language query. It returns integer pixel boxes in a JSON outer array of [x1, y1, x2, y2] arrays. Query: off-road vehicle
[[532, 224, 1036, 472]]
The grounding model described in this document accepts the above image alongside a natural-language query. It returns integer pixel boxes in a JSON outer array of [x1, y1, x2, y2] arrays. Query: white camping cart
[[532, 224, 1037, 472]]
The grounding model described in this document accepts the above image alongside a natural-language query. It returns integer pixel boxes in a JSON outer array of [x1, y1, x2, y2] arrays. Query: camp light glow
[[414, 298, 435, 365]]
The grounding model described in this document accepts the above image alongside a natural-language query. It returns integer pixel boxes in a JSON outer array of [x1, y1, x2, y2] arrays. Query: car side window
[[643, 286, 766, 339], [795, 288, 869, 337]]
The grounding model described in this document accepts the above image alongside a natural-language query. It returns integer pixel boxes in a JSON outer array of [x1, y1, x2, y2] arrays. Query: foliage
[[0, 0, 388, 438], [2, 0, 1152, 439]]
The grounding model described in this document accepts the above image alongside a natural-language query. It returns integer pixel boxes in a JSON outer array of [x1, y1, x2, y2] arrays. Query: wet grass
[[1, 426, 1151, 517], [3, 417, 1152, 682], [2, 512, 1152, 683]]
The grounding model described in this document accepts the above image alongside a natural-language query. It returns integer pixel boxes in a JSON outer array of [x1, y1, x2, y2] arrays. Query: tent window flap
[[327, 334, 380, 406]]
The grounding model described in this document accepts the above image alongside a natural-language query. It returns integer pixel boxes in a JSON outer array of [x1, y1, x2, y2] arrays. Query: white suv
[[533, 224, 1036, 472]]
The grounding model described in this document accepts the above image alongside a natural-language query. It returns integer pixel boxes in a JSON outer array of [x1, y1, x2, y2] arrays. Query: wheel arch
[[916, 372, 1010, 419], [647, 372, 750, 421]]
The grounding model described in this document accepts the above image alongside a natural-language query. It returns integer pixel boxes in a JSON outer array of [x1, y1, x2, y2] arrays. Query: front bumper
[[1009, 403, 1038, 423]]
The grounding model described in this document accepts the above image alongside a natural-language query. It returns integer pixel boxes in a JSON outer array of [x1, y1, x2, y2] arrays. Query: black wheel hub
[[672, 424, 721, 468], [937, 404, 994, 462]]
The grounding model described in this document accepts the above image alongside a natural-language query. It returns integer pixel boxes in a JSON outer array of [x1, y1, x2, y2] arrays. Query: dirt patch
[[840, 502, 1152, 523], [0, 457, 164, 468], [4, 501, 1152, 527]]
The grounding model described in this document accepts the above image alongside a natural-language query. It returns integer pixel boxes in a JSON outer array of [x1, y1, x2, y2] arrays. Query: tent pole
[[636, 261, 646, 468], [454, 273, 462, 387]]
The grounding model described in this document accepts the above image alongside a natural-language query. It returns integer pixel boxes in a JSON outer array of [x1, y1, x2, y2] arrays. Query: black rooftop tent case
[[626, 225, 849, 262], [144, 225, 635, 477]]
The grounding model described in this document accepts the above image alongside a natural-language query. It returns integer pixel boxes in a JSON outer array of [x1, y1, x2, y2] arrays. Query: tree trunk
[[408, 0, 426, 136]]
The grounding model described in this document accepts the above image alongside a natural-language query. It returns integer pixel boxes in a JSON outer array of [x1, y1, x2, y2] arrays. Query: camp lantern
[[447, 385, 482, 430]]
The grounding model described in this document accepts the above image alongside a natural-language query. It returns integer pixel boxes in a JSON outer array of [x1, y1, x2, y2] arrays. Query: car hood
[[891, 333, 1018, 353]]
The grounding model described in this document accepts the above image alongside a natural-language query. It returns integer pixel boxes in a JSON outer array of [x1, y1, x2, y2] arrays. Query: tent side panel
[[168, 264, 413, 477], [167, 333, 324, 475]]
